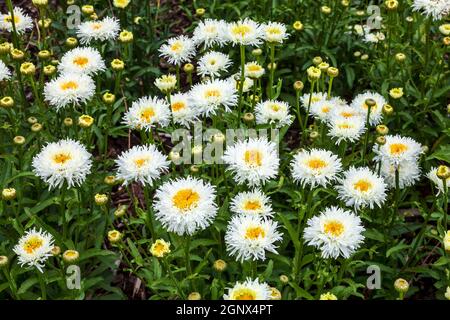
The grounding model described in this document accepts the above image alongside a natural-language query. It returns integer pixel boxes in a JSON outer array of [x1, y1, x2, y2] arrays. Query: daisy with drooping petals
[[159, 35, 196, 65], [304, 206, 365, 259], [262, 22, 289, 43], [255, 100, 294, 128], [153, 176, 218, 235], [291, 149, 342, 188], [43, 73, 95, 111], [225, 215, 282, 262], [350, 91, 386, 126], [154, 74, 177, 93], [227, 18, 264, 46], [115, 144, 169, 186], [189, 79, 238, 116], [32, 139, 92, 189], [0, 60, 11, 81], [224, 278, 272, 300], [412, 0, 450, 21], [244, 61, 265, 79], [428, 167, 450, 195], [380, 159, 421, 189], [0, 7, 33, 34], [169, 93, 199, 127], [123, 96, 171, 131], [230, 189, 274, 217], [59, 47, 106, 76], [76, 16, 120, 44], [373, 134, 422, 166], [197, 51, 232, 78], [327, 115, 366, 145], [336, 167, 387, 210], [192, 19, 228, 48], [223, 137, 279, 186], [13, 228, 54, 272]]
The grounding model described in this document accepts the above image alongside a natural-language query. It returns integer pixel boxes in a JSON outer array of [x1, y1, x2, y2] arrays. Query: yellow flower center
[[307, 158, 326, 170], [323, 220, 344, 237], [91, 23, 102, 30], [311, 96, 321, 103], [73, 56, 89, 67], [247, 64, 262, 72], [170, 41, 183, 53], [232, 288, 257, 300], [244, 200, 262, 211], [340, 111, 355, 118], [208, 58, 217, 66], [267, 27, 282, 35], [321, 106, 330, 113], [153, 242, 166, 255], [171, 101, 186, 112], [244, 149, 262, 167], [338, 123, 352, 129], [5, 15, 20, 24], [231, 24, 251, 37], [245, 226, 266, 240], [53, 153, 72, 164], [140, 107, 155, 122], [60, 81, 79, 91], [172, 188, 200, 211], [23, 236, 44, 254], [134, 157, 150, 168], [204, 89, 221, 98], [389, 143, 408, 155], [353, 179, 372, 192], [205, 26, 217, 34]]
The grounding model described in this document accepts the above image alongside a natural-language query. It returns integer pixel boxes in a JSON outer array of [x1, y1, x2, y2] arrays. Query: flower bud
[[0, 42, 12, 55], [252, 48, 262, 57], [213, 259, 227, 272], [150, 239, 171, 258], [385, 0, 398, 10], [243, 112, 255, 123], [196, 8, 205, 16], [270, 287, 282, 300], [0, 96, 14, 108], [183, 63, 194, 73], [20, 62, 36, 76], [310, 131, 319, 139], [28, 117, 38, 124], [320, 292, 338, 300], [361, 54, 369, 60], [188, 292, 201, 300], [169, 151, 181, 163], [376, 124, 389, 135], [111, 59, 125, 71], [341, 0, 349, 6], [267, 62, 277, 71], [395, 53, 406, 62], [307, 66, 321, 81], [113, 0, 131, 9], [443, 37, 450, 46], [293, 80, 304, 91], [382, 104, 394, 115], [114, 205, 128, 218], [64, 117, 73, 127], [66, 37, 78, 48], [78, 115, 94, 128], [104, 175, 116, 186], [10, 49, 25, 61], [394, 278, 409, 293], [321, 6, 331, 14], [0, 256, 8, 267], [81, 5, 94, 15], [2, 188, 16, 201], [190, 165, 200, 173], [354, 51, 361, 57], [62, 249, 80, 264], [108, 230, 122, 244], [376, 136, 386, 145], [327, 67, 339, 78], [31, 123, 43, 132], [94, 193, 108, 206], [119, 30, 133, 43], [279, 274, 289, 284], [43, 65, 56, 76], [437, 165, 450, 180], [389, 87, 403, 99], [312, 56, 322, 66], [102, 92, 116, 105], [37, 18, 52, 29], [51, 246, 61, 256], [318, 62, 329, 72], [365, 98, 376, 108], [38, 50, 51, 60], [13, 136, 25, 145], [293, 21, 303, 31]]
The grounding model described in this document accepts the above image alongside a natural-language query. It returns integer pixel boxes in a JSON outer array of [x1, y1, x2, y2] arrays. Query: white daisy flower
[[0, 60, 11, 81], [309, 99, 340, 122], [291, 148, 342, 188], [229, 74, 254, 93], [153, 176, 218, 235], [159, 35, 196, 65], [428, 167, 450, 194], [226, 18, 264, 46], [380, 159, 421, 189], [32, 139, 92, 189], [373, 134, 422, 167], [59, 47, 106, 76], [197, 51, 232, 78], [300, 92, 327, 109], [336, 167, 387, 211], [262, 22, 289, 43], [363, 31, 385, 43], [123, 96, 171, 131], [115, 144, 169, 186], [223, 137, 279, 186], [255, 99, 294, 128], [169, 93, 199, 127], [230, 189, 274, 217], [244, 61, 265, 79], [192, 19, 228, 48], [225, 215, 282, 262], [350, 91, 386, 126], [304, 206, 365, 259], [76, 17, 120, 44], [412, 0, 450, 21], [331, 104, 361, 120], [0, 7, 33, 34], [43, 73, 95, 111], [13, 228, 54, 272], [224, 278, 272, 300], [327, 115, 366, 145], [189, 79, 238, 116], [154, 74, 177, 93]]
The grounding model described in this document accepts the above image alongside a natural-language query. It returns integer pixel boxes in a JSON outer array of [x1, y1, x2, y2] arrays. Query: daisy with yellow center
[[230, 189, 274, 217], [373, 134, 422, 166], [115, 144, 169, 186], [224, 278, 272, 300], [123, 96, 171, 131], [159, 35, 196, 65], [32, 139, 92, 189], [226, 18, 264, 46], [262, 22, 289, 43], [189, 79, 238, 117], [197, 51, 232, 78], [13, 228, 54, 272], [244, 61, 265, 79], [291, 148, 342, 188], [304, 206, 365, 259], [76, 16, 120, 44], [225, 214, 282, 262], [59, 47, 106, 76], [155, 74, 177, 93], [153, 176, 218, 235], [336, 166, 387, 211], [327, 114, 366, 145], [0, 7, 33, 34], [169, 93, 199, 127], [192, 19, 228, 48], [255, 99, 294, 128], [350, 91, 386, 126]]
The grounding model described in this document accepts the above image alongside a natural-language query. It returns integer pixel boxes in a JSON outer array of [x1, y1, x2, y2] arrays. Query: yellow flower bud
[[320, 292, 338, 300], [94, 193, 108, 205], [31, 123, 43, 132], [104, 175, 116, 186], [81, 5, 95, 15], [190, 165, 199, 173], [78, 115, 94, 128], [382, 104, 394, 115], [0, 256, 9, 267], [66, 37, 78, 48], [0, 42, 12, 55], [28, 117, 38, 124], [32, 0, 49, 7], [376, 136, 386, 145], [108, 230, 122, 244], [293, 21, 303, 31], [321, 6, 332, 14], [13, 136, 25, 145], [376, 124, 389, 135], [293, 80, 304, 91], [394, 278, 409, 293], [307, 66, 321, 81], [252, 48, 262, 56], [389, 87, 403, 99], [150, 239, 171, 258], [2, 188, 16, 201], [62, 250, 80, 263], [64, 117, 73, 127], [119, 30, 134, 43], [20, 62, 36, 76], [10, 49, 25, 61], [113, 0, 131, 9], [183, 63, 194, 73], [111, 59, 125, 71], [243, 112, 255, 123], [385, 0, 398, 10], [196, 8, 206, 16], [437, 165, 450, 180], [327, 67, 339, 78], [37, 18, 52, 29], [270, 287, 282, 300], [279, 274, 289, 284], [395, 53, 406, 62], [43, 65, 56, 76], [51, 246, 61, 256], [0, 96, 14, 108], [38, 50, 51, 60], [312, 56, 323, 65], [213, 259, 227, 272]]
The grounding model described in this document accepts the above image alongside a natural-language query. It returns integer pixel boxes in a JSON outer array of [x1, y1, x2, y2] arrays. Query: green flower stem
[[6, 0, 19, 48], [143, 186, 156, 241], [295, 89, 302, 131], [237, 45, 246, 122], [302, 81, 315, 144], [176, 65, 181, 91], [2, 267, 19, 300], [327, 77, 334, 100], [269, 43, 275, 99], [162, 257, 186, 299], [442, 177, 448, 231], [39, 7, 47, 49], [60, 186, 68, 239], [37, 270, 47, 300], [184, 236, 196, 291], [361, 104, 372, 163]]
